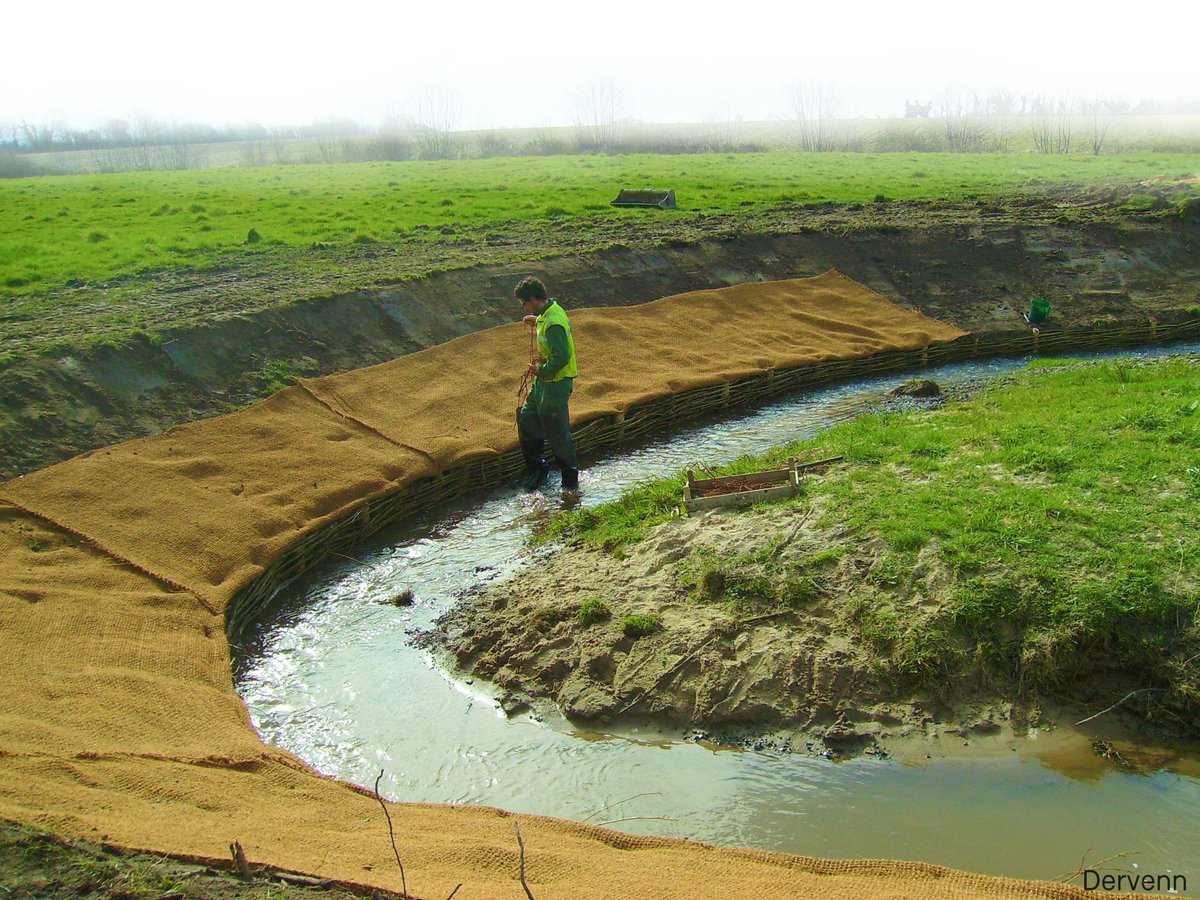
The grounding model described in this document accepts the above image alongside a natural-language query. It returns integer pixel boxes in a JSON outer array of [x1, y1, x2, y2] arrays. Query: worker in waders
[[515, 276, 579, 492]]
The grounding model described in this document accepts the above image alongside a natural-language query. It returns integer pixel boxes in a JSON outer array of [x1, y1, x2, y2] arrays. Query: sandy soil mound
[[443, 500, 921, 752], [436, 487, 1168, 759]]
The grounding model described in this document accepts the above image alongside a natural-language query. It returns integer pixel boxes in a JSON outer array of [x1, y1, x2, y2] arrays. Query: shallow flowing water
[[235, 343, 1200, 892]]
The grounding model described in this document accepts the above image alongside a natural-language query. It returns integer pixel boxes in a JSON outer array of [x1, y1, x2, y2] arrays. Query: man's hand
[[523, 315, 538, 326], [527, 363, 540, 377]]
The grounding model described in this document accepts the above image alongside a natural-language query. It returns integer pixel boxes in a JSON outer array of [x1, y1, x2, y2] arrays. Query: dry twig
[[374, 770, 408, 900], [1074, 688, 1162, 726], [594, 815, 675, 826], [273, 871, 330, 887], [616, 633, 717, 715], [582, 792, 662, 823], [770, 509, 813, 559], [516, 327, 538, 414], [515, 822, 535, 900], [1055, 848, 1136, 883], [737, 610, 793, 627]]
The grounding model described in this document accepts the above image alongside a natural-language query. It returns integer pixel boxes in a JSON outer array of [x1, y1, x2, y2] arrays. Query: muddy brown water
[[235, 344, 1200, 893]]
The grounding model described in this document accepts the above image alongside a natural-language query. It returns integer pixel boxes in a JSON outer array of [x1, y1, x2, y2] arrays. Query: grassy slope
[[0, 820, 386, 899], [546, 356, 1200, 698], [4, 151, 1198, 296]]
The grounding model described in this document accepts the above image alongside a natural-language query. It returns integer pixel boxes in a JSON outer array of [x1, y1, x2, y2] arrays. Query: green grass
[[4, 151, 1198, 296], [578, 596, 612, 626], [256, 357, 294, 394], [0, 819, 383, 899], [621, 613, 661, 638], [680, 545, 832, 615], [551, 356, 1200, 691]]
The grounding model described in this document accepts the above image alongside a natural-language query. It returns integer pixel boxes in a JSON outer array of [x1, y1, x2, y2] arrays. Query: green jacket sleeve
[[537, 324, 570, 380]]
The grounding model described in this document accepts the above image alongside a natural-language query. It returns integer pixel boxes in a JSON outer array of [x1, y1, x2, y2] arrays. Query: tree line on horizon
[[2, 86, 1199, 178]]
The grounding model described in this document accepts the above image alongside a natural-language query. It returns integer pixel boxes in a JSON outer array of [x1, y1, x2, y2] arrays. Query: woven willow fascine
[[228, 314, 1200, 638]]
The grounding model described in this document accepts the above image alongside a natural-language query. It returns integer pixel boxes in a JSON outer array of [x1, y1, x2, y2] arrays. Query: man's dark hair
[[514, 276, 548, 303]]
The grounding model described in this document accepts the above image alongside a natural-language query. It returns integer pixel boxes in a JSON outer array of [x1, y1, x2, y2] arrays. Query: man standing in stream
[[515, 276, 579, 492]]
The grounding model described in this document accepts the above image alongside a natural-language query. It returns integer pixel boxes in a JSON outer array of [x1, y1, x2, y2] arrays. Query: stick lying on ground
[[374, 770, 408, 900]]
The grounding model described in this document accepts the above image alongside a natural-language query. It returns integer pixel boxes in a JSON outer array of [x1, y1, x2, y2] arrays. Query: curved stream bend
[[235, 343, 1200, 891]]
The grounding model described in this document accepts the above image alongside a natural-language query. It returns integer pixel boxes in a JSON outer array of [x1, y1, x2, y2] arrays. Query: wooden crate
[[683, 458, 800, 513], [681, 456, 844, 515]]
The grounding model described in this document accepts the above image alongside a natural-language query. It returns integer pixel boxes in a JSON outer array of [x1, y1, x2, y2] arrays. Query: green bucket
[[1028, 297, 1051, 324]]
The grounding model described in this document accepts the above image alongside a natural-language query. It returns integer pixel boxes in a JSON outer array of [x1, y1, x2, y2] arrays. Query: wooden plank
[[690, 468, 791, 492], [685, 482, 795, 513], [796, 454, 843, 472]]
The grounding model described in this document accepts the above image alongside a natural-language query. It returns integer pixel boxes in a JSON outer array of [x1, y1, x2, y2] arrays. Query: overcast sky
[[4, 0, 1197, 130]]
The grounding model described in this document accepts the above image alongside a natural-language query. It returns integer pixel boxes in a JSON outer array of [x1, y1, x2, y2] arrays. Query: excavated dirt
[[3, 194, 1199, 479], [437, 476, 1197, 761]]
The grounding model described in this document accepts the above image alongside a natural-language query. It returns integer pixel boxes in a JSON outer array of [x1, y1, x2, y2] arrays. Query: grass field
[[546, 356, 1200, 693], [4, 151, 1198, 297]]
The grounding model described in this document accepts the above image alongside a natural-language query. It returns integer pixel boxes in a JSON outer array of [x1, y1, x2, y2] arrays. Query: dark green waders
[[518, 378, 578, 490]]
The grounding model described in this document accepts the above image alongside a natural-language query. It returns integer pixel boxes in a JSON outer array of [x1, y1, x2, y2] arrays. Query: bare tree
[[268, 126, 295, 164], [476, 128, 513, 158], [18, 117, 62, 151], [699, 104, 749, 152], [372, 114, 414, 161], [314, 133, 339, 163], [238, 141, 268, 167], [339, 137, 366, 162], [790, 82, 840, 151], [985, 91, 1019, 117], [117, 118, 160, 170], [1081, 98, 1115, 156], [570, 80, 627, 152], [1029, 96, 1074, 154], [409, 85, 461, 159], [525, 128, 568, 156], [89, 118, 161, 170], [938, 92, 991, 152], [160, 125, 207, 170]]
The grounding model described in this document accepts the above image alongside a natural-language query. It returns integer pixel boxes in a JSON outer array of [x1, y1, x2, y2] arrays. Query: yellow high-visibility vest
[[536, 300, 578, 381]]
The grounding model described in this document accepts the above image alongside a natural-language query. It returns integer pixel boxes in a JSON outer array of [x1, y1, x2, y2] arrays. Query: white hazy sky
[[3, 0, 1197, 130]]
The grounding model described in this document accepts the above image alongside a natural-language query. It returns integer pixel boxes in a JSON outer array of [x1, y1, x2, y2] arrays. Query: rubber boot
[[560, 465, 579, 492], [523, 462, 550, 491], [519, 431, 545, 474]]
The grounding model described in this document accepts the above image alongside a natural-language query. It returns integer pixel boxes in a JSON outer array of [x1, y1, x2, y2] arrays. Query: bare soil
[[3, 191, 1199, 479], [437, 484, 1199, 761]]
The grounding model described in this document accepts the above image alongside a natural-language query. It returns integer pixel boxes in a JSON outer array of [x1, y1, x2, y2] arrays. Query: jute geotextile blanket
[[0, 272, 1101, 897]]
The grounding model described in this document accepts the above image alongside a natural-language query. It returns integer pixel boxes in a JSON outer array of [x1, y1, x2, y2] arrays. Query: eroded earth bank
[[437, 365, 1200, 762], [438, 500, 1197, 760], [3, 193, 1200, 479]]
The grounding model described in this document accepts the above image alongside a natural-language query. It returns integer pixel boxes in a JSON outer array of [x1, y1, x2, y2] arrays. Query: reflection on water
[[236, 343, 1200, 892]]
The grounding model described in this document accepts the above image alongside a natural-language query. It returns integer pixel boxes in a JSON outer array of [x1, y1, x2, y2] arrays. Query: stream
[[235, 342, 1200, 892]]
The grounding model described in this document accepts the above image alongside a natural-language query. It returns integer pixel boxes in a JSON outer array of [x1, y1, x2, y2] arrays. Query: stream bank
[[4, 200, 1199, 479], [438, 501, 1193, 760], [436, 358, 1200, 760]]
